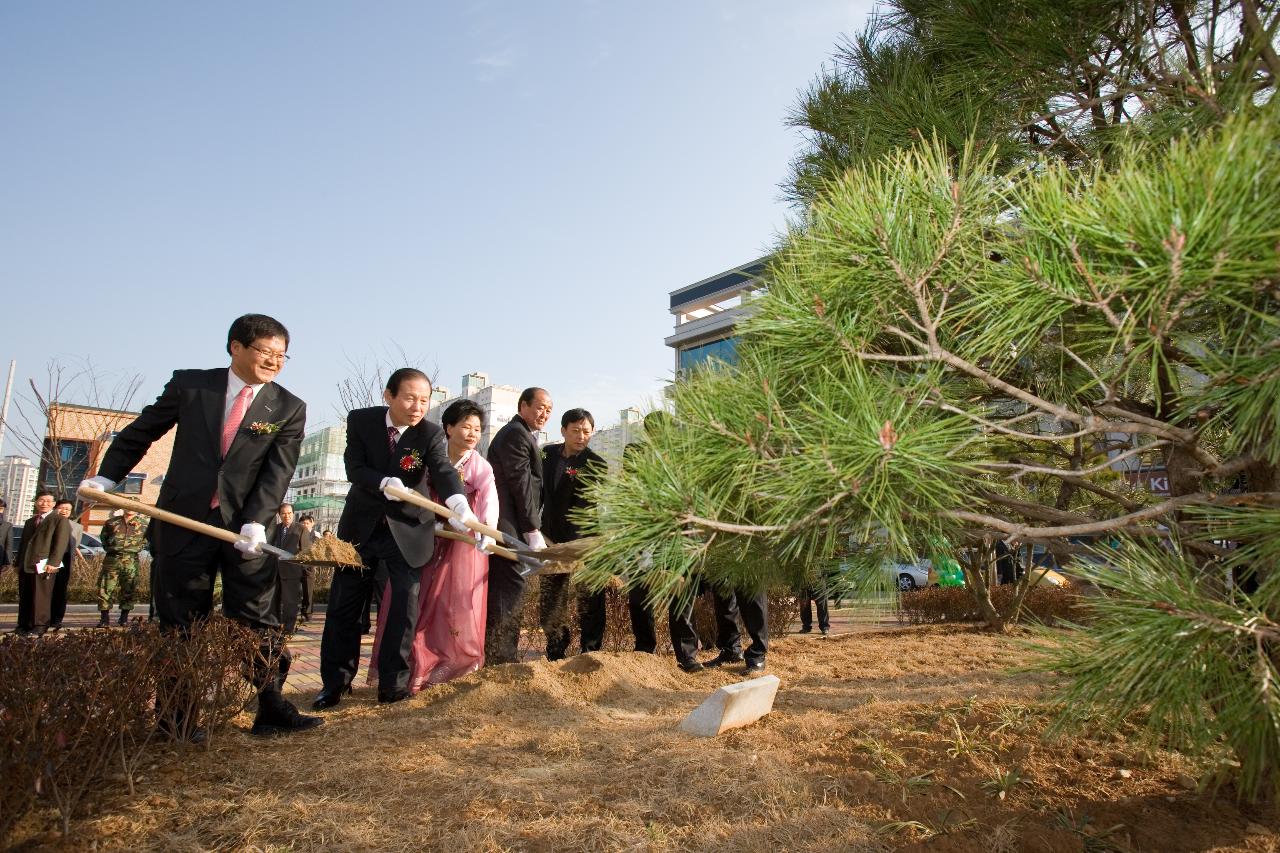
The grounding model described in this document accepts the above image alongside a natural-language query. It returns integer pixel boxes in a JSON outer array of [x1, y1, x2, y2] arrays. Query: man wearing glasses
[[80, 314, 320, 738]]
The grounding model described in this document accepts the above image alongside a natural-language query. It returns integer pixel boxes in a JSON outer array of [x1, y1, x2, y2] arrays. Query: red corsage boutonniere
[[248, 421, 284, 436], [400, 449, 423, 472], [565, 466, 580, 479]]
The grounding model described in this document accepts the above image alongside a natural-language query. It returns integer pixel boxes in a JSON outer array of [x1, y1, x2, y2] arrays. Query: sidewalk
[[0, 603, 897, 696]]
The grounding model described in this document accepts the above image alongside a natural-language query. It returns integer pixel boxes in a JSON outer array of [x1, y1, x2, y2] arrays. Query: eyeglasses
[[248, 344, 291, 363]]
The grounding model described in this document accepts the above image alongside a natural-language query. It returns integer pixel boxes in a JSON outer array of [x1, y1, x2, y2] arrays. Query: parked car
[[885, 559, 931, 591], [78, 532, 106, 558]]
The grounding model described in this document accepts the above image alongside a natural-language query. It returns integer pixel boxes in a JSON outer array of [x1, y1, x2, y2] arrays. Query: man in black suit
[[49, 498, 81, 630], [81, 313, 319, 737], [313, 368, 474, 708], [272, 503, 312, 634], [16, 492, 68, 636], [297, 514, 317, 621], [485, 386, 552, 664], [539, 408, 608, 659]]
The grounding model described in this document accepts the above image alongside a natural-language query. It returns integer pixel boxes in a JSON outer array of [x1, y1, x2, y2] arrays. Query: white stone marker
[[679, 674, 781, 737]]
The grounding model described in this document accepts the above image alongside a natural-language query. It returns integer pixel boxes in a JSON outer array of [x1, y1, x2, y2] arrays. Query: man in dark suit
[[297, 514, 317, 621], [485, 386, 552, 664], [81, 313, 320, 737], [18, 492, 70, 636], [313, 368, 474, 708], [0, 498, 13, 590], [49, 498, 81, 630], [539, 408, 608, 659], [272, 503, 312, 634]]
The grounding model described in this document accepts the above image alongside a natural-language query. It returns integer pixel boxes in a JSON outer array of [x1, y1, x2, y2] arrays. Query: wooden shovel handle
[[434, 527, 519, 561], [77, 487, 241, 546], [382, 484, 515, 546]]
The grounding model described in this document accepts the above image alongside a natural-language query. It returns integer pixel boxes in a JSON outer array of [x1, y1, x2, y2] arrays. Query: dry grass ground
[[10, 625, 1279, 852]]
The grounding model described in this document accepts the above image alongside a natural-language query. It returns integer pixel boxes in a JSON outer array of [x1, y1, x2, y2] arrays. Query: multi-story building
[[589, 407, 644, 472], [427, 373, 552, 454], [665, 257, 768, 376], [289, 424, 349, 534], [0, 455, 39, 526], [39, 402, 176, 534]]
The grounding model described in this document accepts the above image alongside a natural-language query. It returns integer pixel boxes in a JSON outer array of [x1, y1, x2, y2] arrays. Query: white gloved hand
[[234, 522, 267, 559], [78, 476, 116, 505], [476, 535, 495, 554], [433, 521, 445, 533], [524, 529, 547, 551], [444, 493, 476, 533], [380, 477, 406, 501]]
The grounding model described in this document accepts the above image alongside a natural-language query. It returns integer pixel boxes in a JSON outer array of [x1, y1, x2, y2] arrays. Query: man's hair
[[386, 368, 431, 397], [54, 498, 73, 509], [518, 387, 548, 407], [0, 497, 6, 508], [442, 399, 485, 429], [561, 408, 594, 429], [299, 514, 314, 523], [35, 491, 55, 502], [322, 528, 333, 536], [227, 314, 290, 355], [279, 502, 293, 512]]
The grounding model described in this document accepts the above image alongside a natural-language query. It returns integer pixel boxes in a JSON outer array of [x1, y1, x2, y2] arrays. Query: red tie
[[212, 386, 253, 509]]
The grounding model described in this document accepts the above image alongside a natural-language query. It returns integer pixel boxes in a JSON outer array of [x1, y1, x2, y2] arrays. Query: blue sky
[[0, 1, 874, 447]]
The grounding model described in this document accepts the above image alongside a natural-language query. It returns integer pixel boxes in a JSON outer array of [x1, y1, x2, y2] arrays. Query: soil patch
[[13, 626, 1279, 851]]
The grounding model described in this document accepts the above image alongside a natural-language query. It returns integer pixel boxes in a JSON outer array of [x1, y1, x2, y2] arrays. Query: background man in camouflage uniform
[[98, 509, 148, 626]]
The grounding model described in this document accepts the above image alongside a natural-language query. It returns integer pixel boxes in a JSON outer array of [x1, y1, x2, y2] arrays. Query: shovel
[[76, 487, 297, 561], [381, 484, 545, 576]]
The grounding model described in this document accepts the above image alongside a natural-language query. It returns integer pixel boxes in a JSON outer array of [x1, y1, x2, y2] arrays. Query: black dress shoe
[[741, 660, 767, 675], [311, 683, 351, 711], [252, 700, 323, 737], [798, 626, 813, 634], [704, 651, 745, 668], [677, 660, 705, 673], [378, 689, 411, 704]]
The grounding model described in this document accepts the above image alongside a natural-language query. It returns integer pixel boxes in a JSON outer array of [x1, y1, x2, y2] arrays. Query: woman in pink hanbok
[[368, 399, 498, 690]]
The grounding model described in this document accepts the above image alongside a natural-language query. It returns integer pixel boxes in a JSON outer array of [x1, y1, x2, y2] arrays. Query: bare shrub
[[897, 585, 1083, 626]]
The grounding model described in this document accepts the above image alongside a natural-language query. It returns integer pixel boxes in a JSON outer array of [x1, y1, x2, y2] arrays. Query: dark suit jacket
[[97, 368, 305, 555], [337, 406, 463, 568], [19, 512, 71, 574], [487, 416, 543, 541], [541, 443, 606, 543], [273, 522, 314, 581]]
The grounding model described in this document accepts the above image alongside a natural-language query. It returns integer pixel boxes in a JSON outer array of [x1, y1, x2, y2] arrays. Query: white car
[[886, 559, 931, 591]]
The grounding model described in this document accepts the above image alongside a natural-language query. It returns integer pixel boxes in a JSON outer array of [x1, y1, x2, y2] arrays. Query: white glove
[[234, 522, 267, 559], [524, 530, 547, 551], [477, 535, 495, 554], [444, 493, 476, 533], [78, 476, 116, 503], [380, 477, 406, 501]]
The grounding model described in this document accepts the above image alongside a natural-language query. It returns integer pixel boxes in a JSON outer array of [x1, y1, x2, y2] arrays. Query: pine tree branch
[[980, 442, 1166, 480], [681, 491, 848, 536], [1150, 600, 1280, 643], [948, 491, 1280, 539]]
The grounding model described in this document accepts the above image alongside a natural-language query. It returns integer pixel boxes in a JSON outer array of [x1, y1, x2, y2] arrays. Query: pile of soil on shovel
[[294, 536, 362, 567], [24, 627, 1280, 852]]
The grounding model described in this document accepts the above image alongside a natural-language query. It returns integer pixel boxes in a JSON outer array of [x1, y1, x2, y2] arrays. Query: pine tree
[[580, 1, 1280, 799]]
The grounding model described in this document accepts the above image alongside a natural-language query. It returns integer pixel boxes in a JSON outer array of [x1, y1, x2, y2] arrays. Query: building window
[[678, 337, 737, 374], [121, 473, 146, 495], [39, 439, 92, 495]]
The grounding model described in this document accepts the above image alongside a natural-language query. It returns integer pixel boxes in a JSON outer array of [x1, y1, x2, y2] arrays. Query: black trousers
[[153, 507, 290, 694], [799, 586, 830, 631], [485, 555, 527, 665], [668, 585, 705, 666], [50, 559, 72, 626], [320, 526, 418, 694], [578, 587, 658, 654], [713, 586, 769, 665], [16, 567, 34, 631], [300, 568, 314, 618], [276, 561, 304, 635], [540, 574, 574, 660]]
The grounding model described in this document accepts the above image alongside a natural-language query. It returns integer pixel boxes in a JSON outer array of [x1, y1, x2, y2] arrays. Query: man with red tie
[[81, 314, 320, 737]]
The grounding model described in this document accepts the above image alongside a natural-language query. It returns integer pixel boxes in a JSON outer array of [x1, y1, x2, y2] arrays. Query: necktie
[[212, 385, 253, 508], [222, 386, 254, 457], [388, 425, 399, 456]]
